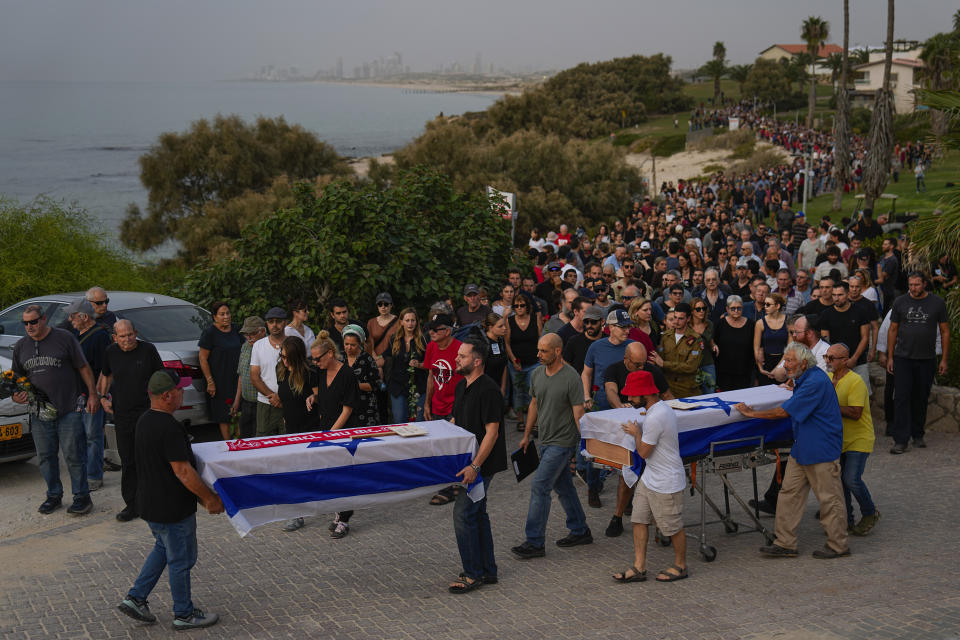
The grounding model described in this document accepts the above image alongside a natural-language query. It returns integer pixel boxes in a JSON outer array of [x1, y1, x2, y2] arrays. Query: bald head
[[625, 342, 647, 371], [825, 343, 850, 374], [537, 333, 564, 367]]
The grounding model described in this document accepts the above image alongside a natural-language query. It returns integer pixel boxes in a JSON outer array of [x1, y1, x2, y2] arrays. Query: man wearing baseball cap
[[118, 370, 224, 630], [457, 284, 491, 327], [612, 370, 688, 584]]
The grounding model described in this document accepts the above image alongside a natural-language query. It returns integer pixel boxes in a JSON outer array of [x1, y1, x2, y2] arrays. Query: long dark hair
[[276, 336, 310, 395]]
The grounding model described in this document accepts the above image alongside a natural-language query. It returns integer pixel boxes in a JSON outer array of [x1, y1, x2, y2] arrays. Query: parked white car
[[0, 354, 35, 464]]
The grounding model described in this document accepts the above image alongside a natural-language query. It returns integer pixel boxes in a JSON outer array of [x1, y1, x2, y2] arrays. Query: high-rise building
[[336, 57, 343, 79], [473, 53, 482, 75]]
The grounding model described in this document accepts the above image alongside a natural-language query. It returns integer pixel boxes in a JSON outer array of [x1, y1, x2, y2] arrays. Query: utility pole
[[652, 155, 657, 197]]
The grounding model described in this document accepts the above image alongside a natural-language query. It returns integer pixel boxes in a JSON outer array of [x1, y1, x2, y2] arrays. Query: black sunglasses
[[377, 302, 392, 307], [583, 319, 601, 325], [513, 304, 528, 309], [22, 318, 41, 326], [89, 298, 109, 305]]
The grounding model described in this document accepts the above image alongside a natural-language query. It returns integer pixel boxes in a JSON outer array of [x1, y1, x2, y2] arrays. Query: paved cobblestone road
[[2, 424, 958, 639]]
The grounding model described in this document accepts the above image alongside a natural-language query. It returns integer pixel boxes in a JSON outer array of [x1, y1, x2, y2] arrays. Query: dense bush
[[0, 198, 163, 308]]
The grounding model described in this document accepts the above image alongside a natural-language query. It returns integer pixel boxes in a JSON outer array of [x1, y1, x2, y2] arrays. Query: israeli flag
[[193, 421, 483, 536]]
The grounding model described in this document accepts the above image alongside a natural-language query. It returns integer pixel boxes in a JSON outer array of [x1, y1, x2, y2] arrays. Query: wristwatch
[[470, 463, 481, 474]]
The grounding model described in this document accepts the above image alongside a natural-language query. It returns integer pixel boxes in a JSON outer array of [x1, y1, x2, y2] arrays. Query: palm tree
[[728, 64, 753, 97], [801, 16, 830, 128], [861, 0, 895, 211], [832, 0, 852, 211], [825, 53, 844, 92], [919, 31, 960, 143], [712, 41, 727, 105], [851, 48, 870, 65]]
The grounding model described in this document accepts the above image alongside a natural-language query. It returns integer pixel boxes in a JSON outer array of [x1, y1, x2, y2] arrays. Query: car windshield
[[117, 305, 212, 343]]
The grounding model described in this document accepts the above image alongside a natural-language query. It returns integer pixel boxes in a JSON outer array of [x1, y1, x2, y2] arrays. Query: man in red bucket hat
[[611, 370, 688, 584]]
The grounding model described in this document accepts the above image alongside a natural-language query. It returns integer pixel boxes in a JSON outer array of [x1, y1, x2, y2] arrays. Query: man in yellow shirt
[[825, 343, 880, 536]]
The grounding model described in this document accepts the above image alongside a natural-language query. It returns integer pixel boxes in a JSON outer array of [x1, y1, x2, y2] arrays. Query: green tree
[[833, 0, 853, 212], [862, 0, 895, 211], [728, 64, 753, 97], [801, 15, 830, 128], [120, 114, 352, 260], [181, 168, 515, 321], [851, 48, 871, 65], [743, 58, 793, 104], [711, 42, 727, 104], [919, 29, 960, 142], [0, 198, 161, 308]]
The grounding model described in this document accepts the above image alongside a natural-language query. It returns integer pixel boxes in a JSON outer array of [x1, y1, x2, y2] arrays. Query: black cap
[[427, 313, 454, 330]]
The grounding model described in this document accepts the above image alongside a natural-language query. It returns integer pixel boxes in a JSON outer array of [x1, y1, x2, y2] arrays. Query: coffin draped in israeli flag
[[192, 420, 482, 536], [579, 385, 795, 488]]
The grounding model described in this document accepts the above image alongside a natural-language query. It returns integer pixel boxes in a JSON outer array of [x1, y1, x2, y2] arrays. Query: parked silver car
[[0, 354, 35, 463], [0, 292, 213, 428]]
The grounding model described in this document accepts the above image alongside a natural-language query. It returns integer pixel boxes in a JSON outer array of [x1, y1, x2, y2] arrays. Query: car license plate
[[0, 423, 22, 441]]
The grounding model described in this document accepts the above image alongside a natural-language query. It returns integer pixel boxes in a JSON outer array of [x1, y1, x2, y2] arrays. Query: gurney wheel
[[700, 545, 717, 562], [723, 520, 739, 534]]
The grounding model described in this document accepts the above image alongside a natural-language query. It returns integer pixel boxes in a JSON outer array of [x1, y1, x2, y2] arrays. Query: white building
[[851, 57, 924, 114]]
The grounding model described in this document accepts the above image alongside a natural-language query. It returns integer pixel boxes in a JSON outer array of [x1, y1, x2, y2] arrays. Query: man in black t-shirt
[[563, 306, 605, 373], [99, 319, 164, 522], [118, 371, 224, 630], [819, 282, 872, 391], [599, 341, 673, 537], [447, 340, 506, 594]]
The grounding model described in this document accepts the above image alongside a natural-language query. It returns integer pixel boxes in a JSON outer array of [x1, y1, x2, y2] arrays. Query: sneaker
[[890, 443, 907, 455], [116, 507, 139, 522], [172, 608, 219, 630], [852, 511, 881, 536], [67, 496, 93, 516], [748, 499, 777, 515], [759, 544, 798, 558], [913, 438, 927, 448], [328, 513, 341, 532], [117, 596, 157, 624], [38, 496, 62, 514], [331, 521, 349, 539], [510, 542, 545, 559], [104, 459, 122, 472], [556, 529, 593, 548], [588, 489, 602, 509], [812, 545, 851, 559], [605, 516, 624, 537], [282, 517, 304, 532], [88, 478, 103, 491]]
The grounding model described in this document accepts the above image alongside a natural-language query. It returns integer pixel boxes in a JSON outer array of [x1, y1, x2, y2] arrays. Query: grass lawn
[[799, 150, 960, 227]]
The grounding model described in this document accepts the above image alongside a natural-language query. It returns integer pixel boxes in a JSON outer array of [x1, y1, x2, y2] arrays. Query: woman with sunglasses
[[366, 292, 398, 423], [198, 301, 244, 440], [690, 300, 718, 393], [388, 308, 427, 422], [503, 292, 540, 431], [714, 298, 756, 391], [753, 293, 788, 383], [308, 332, 360, 538]]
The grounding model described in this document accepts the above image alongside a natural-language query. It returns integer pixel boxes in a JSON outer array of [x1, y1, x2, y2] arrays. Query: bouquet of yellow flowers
[[1, 369, 56, 420]]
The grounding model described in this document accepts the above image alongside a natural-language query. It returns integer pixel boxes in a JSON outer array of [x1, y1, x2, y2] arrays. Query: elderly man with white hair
[[735, 342, 850, 560], [85, 286, 117, 329]]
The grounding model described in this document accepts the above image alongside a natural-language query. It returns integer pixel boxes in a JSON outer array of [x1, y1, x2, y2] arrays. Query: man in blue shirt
[[735, 342, 850, 559]]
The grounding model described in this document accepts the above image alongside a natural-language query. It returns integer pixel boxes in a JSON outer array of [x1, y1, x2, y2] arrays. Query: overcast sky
[[0, 0, 953, 82]]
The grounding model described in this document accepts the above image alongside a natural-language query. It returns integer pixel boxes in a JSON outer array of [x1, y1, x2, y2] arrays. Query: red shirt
[[556, 233, 571, 246], [425, 338, 463, 417]]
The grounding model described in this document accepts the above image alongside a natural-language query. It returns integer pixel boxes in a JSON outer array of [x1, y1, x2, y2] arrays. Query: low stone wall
[[867, 363, 960, 434]]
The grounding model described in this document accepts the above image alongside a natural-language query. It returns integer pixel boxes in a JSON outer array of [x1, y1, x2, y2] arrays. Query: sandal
[[429, 485, 462, 506], [459, 572, 497, 585], [612, 566, 647, 583], [655, 564, 688, 582], [448, 575, 483, 594]]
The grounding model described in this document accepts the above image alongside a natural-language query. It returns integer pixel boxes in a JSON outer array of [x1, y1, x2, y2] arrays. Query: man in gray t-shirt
[[887, 273, 950, 452], [511, 334, 592, 558], [12, 304, 99, 515]]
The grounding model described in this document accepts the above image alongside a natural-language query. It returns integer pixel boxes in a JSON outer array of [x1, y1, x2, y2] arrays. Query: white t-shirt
[[250, 336, 282, 404], [640, 400, 686, 494], [285, 324, 315, 351], [529, 238, 545, 251]]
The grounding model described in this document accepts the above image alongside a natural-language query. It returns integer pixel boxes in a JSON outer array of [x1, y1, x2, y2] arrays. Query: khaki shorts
[[630, 481, 684, 536]]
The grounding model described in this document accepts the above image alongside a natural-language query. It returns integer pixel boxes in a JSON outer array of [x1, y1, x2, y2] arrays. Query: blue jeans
[[84, 407, 105, 480], [129, 513, 198, 617], [33, 411, 88, 499], [525, 445, 588, 547], [389, 392, 425, 423], [453, 475, 496, 581], [840, 451, 876, 525], [508, 363, 540, 410]]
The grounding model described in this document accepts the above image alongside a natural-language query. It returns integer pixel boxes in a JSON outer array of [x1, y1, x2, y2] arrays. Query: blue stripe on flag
[[214, 452, 475, 517]]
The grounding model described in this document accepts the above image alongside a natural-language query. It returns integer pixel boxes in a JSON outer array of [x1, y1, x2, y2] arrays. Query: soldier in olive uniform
[[657, 303, 703, 398]]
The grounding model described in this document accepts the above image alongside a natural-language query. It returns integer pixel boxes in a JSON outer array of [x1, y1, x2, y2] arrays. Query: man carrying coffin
[[612, 370, 689, 583], [735, 342, 850, 559]]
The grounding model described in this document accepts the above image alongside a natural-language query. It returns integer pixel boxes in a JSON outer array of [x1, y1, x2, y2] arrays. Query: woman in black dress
[[387, 307, 427, 422], [341, 325, 380, 428], [482, 312, 508, 397], [198, 301, 243, 440], [714, 295, 756, 391], [275, 336, 320, 532], [308, 331, 360, 538]]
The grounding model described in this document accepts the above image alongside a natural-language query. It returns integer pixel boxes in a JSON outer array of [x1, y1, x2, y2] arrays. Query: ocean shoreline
[[230, 77, 526, 97]]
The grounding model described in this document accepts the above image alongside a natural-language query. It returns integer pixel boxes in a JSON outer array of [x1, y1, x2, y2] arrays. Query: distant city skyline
[[0, 0, 954, 83]]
